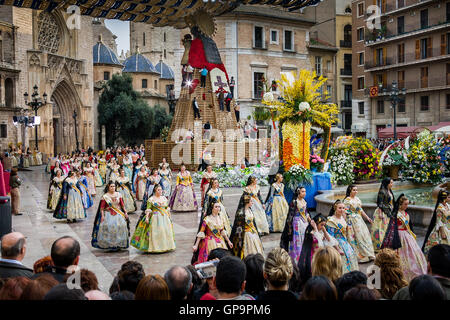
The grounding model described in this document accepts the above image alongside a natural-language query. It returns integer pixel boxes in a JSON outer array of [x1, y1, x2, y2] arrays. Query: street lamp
[[73, 109, 80, 152], [24, 84, 47, 149], [381, 80, 406, 141]]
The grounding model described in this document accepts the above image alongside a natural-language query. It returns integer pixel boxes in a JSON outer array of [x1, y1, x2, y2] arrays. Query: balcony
[[364, 57, 393, 69], [381, 0, 436, 18], [253, 40, 267, 50], [340, 68, 352, 76], [366, 21, 450, 47], [365, 49, 450, 72], [340, 40, 352, 48], [369, 77, 448, 95], [340, 100, 352, 109]]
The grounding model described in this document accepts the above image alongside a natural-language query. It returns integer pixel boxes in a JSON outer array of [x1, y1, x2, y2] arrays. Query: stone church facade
[[0, 6, 93, 157]]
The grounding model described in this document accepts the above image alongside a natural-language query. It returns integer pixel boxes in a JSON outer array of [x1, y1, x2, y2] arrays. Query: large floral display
[[262, 70, 338, 185]]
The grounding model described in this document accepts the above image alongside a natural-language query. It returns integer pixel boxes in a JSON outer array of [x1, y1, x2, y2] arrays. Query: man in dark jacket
[[0, 232, 33, 279]]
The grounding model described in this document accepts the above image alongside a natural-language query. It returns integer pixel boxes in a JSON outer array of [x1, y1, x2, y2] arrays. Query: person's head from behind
[[135, 275, 170, 300], [335, 271, 368, 300], [85, 290, 111, 300], [311, 247, 343, 283], [427, 244, 450, 278], [50, 236, 80, 269], [243, 253, 265, 297], [33, 256, 54, 274], [63, 269, 98, 293], [208, 248, 231, 261], [43, 283, 87, 300], [263, 248, 293, 290], [164, 265, 192, 300], [110, 290, 135, 300], [0, 277, 31, 300], [343, 284, 381, 300], [117, 261, 145, 294], [20, 274, 59, 300], [214, 256, 247, 298], [409, 275, 446, 300], [374, 248, 408, 299], [1, 232, 26, 261], [300, 276, 337, 301]]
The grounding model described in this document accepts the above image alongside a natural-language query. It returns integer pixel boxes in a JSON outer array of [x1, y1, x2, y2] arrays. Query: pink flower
[[319, 159, 324, 163], [312, 159, 317, 163]]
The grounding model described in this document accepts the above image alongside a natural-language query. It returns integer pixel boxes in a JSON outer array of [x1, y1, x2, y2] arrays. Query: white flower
[[263, 92, 274, 103], [298, 102, 311, 112]]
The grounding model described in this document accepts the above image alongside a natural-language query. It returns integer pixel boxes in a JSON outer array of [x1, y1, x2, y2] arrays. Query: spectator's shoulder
[[392, 286, 410, 300]]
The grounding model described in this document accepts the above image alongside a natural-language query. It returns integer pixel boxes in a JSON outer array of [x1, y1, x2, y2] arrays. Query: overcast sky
[[104, 19, 130, 55]]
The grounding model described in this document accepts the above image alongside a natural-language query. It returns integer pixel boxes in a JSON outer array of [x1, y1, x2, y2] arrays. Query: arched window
[[344, 25, 352, 43]]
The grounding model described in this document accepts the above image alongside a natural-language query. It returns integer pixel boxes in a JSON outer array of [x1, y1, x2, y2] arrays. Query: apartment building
[[352, 0, 450, 138]]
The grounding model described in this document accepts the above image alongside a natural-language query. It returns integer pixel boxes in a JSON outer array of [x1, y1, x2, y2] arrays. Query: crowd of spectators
[[0, 232, 448, 300]]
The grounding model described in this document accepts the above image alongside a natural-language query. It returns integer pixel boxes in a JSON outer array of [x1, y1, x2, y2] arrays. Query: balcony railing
[[340, 40, 352, 48], [372, 77, 448, 93], [253, 40, 267, 50], [340, 100, 352, 109], [340, 68, 352, 76], [365, 48, 450, 71]]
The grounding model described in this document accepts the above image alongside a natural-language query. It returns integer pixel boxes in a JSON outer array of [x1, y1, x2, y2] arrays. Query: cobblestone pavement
[[11, 166, 425, 291]]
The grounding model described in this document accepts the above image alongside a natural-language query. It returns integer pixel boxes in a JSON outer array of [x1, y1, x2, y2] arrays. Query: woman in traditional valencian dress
[[76, 170, 94, 209], [47, 169, 65, 211], [326, 200, 359, 273], [280, 186, 310, 263], [169, 164, 198, 212], [381, 194, 427, 282], [92, 160, 104, 187], [141, 169, 161, 211], [60, 156, 70, 175], [243, 176, 270, 236], [36, 150, 43, 166], [71, 158, 81, 173], [116, 168, 137, 214], [108, 159, 120, 183], [372, 178, 395, 252], [264, 173, 289, 233], [131, 184, 176, 253], [91, 181, 130, 251], [53, 171, 86, 223], [343, 185, 375, 263], [192, 198, 233, 264], [422, 190, 449, 255], [122, 154, 133, 181], [23, 148, 30, 168], [159, 163, 172, 198], [135, 166, 148, 201], [132, 159, 143, 193], [230, 195, 264, 259], [298, 214, 340, 285], [31, 148, 37, 166], [98, 154, 107, 182], [159, 157, 170, 171], [201, 178, 231, 236], [200, 165, 217, 207], [83, 162, 96, 197]]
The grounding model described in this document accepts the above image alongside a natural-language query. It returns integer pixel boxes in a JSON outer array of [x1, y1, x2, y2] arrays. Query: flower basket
[[283, 164, 313, 190], [388, 165, 400, 180]]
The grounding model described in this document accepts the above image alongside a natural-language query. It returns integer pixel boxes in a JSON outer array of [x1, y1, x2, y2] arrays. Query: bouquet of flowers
[[328, 147, 354, 185], [382, 142, 408, 167], [403, 130, 443, 184], [283, 164, 313, 190], [310, 154, 325, 171], [350, 138, 380, 180]]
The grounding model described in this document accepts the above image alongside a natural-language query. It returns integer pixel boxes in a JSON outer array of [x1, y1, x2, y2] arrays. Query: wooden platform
[[145, 139, 271, 171]]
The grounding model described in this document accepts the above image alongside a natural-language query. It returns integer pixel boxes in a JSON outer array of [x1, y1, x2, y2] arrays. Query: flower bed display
[[328, 146, 355, 186], [349, 138, 380, 181], [192, 166, 270, 187]]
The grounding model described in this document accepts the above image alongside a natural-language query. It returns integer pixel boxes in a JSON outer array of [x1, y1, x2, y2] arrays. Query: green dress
[[131, 196, 176, 253]]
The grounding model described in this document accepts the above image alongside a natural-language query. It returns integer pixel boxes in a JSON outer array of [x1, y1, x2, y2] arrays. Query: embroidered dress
[[326, 216, 359, 273], [91, 192, 129, 250], [423, 203, 450, 254], [393, 210, 427, 282], [159, 169, 172, 198], [61, 160, 70, 175], [116, 177, 137, 213], [230, 207, 265, 259], [131, 196, 176, 253], [109, 164, 120, 183], [92, 163, 104, 187], [53, 177, 86, 220], [200, 171, 217, 206], [192, 215, 228, 264], [23, 154, 30, 168], [36, 152, 43, 165], [344, 197, 375, 263], [169, 172, 198, 212], [286, 199, 309, 263], [98, 158, 107, 181], [132, 164, 143, 193], [243, 186, 270, 235], [202, 188, 231, 236], [83, 167, 96, 196], [135, 171, 148, 201], [265, 183, 289, 233], [372, 190, 394, 251], [78, 176, 94, 209], [123, 157, 133, 181], [31, 151, 37, 166], [47, 176, 64, 210], [141, 175, 161, 211]]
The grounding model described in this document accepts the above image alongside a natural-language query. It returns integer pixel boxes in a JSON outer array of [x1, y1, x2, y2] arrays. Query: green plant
[[160, 126, 170, 142], [252, 106, 271, 122]]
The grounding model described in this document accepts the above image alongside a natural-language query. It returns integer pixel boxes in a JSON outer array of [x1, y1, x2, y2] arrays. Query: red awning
[[377, 126, 424, 138]]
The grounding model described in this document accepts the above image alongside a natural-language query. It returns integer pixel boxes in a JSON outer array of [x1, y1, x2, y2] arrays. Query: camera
[[194, 260, 219, 279]]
